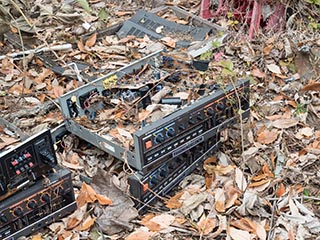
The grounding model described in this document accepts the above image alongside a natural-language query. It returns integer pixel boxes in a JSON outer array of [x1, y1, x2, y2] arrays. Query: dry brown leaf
[[263, 44, 273, 55], [76, 182, 98, 207], [77, 40, 85, 52], [165, 191, 183, 209], [248, 179, 271, 188], [276, 183, 286, 197], [251, 66, 265, 78], [160, 37, 176, 48], [215, 188, 226, 213], [96, 194, 112, 205], [197, 217, 216, 235], [85, 33, 97, 48], [32, 234, 43, 240], [229, 227, 251, 240], [53, 85, 64, 98], [34, 68, 52, 84], [266, 64, 281, 74], [0, 136, 19, 150], [115, 11, 133, 17], [256, 129, 279, 144], [77, 215, 95, 231], [205, 173, 215, 189], [66, 204, 87, 230], [301, 82, 320, 92], [272, 118, 298, 129], [235, 168, 247, 191], [142, 214, 175, 232], [125, 231, 154, 240]]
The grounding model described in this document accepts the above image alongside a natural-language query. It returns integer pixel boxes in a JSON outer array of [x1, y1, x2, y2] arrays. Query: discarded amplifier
[[0, 129, 57, 200], [129, 135, 221, 212], [0, 168, 76, 240], [59, 50, 250, 172]]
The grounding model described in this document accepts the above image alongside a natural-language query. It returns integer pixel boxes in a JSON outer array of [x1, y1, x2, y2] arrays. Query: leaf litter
[[0, 0, 320, 239]]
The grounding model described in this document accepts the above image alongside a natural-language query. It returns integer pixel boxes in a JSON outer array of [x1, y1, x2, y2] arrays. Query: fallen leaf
[[96, 194, 112, 205], [66, 204, 87, 230], [257, 129, 279, 144], [266, 64, 281, 74], [215, 188, 226, 213], [85, 33, 97, 48], [53, 85, 64, 98], [142, 214, 175, 232], [276, 183, 286, 197], [125, 230, 154, 240], [229, 227, 251, 240], [301, 82, 320, 91], [197, 217, 216, 235], [166, 191, 183, 209], [272, 118, 298, 129], [251, 66, 265, 78], [160, 37, 176, 48], [77, 215, 95, 231], [263, 44, 273, 55], [249, 179, 271, 188], [32, 234, 42, 240], [235, 168, 247, 191], [77, 182, 97, 207]]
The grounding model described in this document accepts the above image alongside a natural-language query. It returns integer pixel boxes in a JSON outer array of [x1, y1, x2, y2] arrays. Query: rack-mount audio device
[[129, 135, 221, 213], [59, 50, 250, 173], [0, 168, 77, 240], [0, 129, 57, 200]]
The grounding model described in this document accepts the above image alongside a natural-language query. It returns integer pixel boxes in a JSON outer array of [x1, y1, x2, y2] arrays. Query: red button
[[24, 152, 31, 158], [143, 183, 149, 192], [16, 170, 21, 175], [29, 162, 34, 167], [145, 140, 152, 149], [11, 160, 19, 166]]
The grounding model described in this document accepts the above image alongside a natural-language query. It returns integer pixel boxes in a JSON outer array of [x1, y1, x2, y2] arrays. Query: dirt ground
[[0, 0, 320, 239]]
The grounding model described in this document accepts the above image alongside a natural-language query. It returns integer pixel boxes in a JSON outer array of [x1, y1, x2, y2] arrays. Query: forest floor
[[0, 0, 320, 239]]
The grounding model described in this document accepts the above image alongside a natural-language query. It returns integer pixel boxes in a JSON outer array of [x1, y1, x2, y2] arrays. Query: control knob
[[159, 168, 168, 178], [188, 118, 195, 125], [206, 107, 214, 116], [13, 207, 23, 217], [0, 214, 8, 223], [178, 124, 185, 131], [27, 200, 38, 209], [41, 193, 50, 203], [216, 102, 225, 111], [197, 113, 203, 120], [154, 133, 165, 144], [166, 127, 175, 138], [149, 176, 159, 187]]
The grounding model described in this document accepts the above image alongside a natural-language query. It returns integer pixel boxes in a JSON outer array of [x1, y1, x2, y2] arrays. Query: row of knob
[[153, 103, 225, 145], [0, 187, 65, 223], [148, 155, 187, 187]]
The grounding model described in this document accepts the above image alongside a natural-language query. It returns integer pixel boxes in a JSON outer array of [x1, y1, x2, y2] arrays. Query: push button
[[145, 140, 152, 149], [11, 160, 19, 166]]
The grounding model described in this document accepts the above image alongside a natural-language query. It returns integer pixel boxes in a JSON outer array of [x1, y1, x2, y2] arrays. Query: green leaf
[[219, 59, 233, 71], [78, 0, 92, 13], [303, 189, 310, 196], [98, 9, 109, 20]]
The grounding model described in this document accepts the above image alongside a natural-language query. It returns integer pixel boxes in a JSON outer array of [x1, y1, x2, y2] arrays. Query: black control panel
[[129, 135, 221, 213], [0, 129, 57, 200], [0, 168, 76, 240], [135, 79, 249, 173]]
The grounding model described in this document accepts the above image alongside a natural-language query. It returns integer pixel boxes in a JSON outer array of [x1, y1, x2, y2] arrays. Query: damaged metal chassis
[[59, 50, 250, 172]]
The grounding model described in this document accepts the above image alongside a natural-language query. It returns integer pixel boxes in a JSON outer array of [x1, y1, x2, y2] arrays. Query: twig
[[0, 44, 72, 60]]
